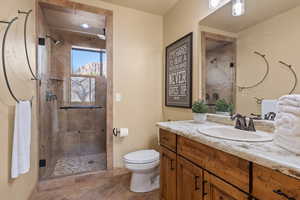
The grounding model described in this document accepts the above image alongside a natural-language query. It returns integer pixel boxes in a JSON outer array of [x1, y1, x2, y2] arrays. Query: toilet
[[123, 149, 160, 193]]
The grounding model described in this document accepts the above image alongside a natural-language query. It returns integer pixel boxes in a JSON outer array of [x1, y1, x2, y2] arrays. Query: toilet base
[[130, 168, 160, 193]]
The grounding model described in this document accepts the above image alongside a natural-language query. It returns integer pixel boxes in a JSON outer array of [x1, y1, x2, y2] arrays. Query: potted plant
[[192, 100, 209, 123], [215, 99, 233, 116]]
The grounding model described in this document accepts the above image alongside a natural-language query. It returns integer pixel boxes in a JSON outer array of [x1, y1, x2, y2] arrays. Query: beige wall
[[0, 0, 38, 200], [163, 0, 230, 121], [236, 6, 300, 115]]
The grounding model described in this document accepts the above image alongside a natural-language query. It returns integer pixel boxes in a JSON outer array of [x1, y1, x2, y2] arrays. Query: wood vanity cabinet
[[159, 129, 249, 200], [159, 129, 300, 200]]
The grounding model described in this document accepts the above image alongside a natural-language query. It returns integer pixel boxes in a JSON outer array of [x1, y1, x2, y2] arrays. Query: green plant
[[215, 99, 233, 113], [192, 100, 209, 113]]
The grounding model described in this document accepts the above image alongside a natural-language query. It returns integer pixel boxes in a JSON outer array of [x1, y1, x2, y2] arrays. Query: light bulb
[[232, 0, 245, 16], [209, 0, 221, 9], [80, 23, 90, 29]]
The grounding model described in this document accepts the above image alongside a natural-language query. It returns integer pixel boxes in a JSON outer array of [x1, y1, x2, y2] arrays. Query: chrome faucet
[[231, 114, 256, 132]]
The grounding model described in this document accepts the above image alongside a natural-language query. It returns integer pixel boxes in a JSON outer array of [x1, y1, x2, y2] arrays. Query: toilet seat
[[124, 150, 159, 164]]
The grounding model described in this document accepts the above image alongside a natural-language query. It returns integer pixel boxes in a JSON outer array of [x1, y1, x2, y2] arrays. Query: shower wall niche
[[37, 3, 107, 179]]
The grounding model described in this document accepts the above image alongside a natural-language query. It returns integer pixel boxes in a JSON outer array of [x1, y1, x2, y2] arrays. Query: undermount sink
[[198, 126, 273, 142]]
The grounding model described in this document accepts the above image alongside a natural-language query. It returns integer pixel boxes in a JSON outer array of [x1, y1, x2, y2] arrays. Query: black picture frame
[[165, 32, 193, 108]]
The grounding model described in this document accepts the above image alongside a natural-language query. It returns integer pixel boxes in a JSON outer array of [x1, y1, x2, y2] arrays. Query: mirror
[[199, 0, 300, 117]]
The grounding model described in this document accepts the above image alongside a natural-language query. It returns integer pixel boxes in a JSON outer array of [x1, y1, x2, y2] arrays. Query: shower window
[[70, 47, 105, 104], [71, 48, 105, 76]]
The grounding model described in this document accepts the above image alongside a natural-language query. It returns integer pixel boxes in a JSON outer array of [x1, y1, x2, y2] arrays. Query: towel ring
[[279, 61, 298, 95], [238, 51, 270, 91]]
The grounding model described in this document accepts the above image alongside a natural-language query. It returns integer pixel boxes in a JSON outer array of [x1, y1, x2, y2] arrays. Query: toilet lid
[[123, 150, 159, 164]]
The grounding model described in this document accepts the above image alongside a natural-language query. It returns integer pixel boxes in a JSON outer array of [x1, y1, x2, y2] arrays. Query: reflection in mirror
[[199, 0, 300, 116], [201, 32, 236, 114]]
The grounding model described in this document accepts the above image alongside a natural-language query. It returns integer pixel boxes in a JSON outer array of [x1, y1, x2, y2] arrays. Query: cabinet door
[[253, 164, 300, 200], [177, 156, 204, 200], [160, 146, 177, 200], [204, 172, 249, 200]]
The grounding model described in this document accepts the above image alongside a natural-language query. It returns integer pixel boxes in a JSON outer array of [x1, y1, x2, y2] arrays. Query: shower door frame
[[35, 0, 114, 174]]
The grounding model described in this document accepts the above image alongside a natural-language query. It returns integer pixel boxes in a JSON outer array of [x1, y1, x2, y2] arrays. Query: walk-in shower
[[37, 2, 108, 179]]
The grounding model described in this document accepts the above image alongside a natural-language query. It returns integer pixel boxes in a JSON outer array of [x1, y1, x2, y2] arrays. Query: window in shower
[[70, 47, 106, 104]]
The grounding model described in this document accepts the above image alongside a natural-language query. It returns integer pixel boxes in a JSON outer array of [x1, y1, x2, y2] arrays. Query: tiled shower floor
[[51, 153, 107, 177]]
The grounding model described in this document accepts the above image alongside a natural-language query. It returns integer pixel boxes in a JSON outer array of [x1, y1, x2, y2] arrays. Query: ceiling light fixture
[[80, 23, 90, 29], [209, 0, 221, 9], [232, 0, 245, 16]]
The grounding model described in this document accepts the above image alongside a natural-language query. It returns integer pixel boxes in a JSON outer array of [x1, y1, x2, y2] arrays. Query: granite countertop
[[157, 120, 300, 180]]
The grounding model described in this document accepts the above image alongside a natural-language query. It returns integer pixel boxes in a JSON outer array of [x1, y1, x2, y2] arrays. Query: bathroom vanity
[[157, 117, 300, 200]]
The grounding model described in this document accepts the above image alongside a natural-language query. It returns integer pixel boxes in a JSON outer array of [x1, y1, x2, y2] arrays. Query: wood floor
[[31, 173, 159, 200]]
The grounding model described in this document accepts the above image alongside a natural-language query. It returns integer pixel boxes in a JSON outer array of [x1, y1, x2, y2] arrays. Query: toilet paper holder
[[113, 128, 120, 136]]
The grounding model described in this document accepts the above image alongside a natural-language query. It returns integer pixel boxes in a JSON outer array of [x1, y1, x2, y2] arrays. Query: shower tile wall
[[206, 43, 235, 105]]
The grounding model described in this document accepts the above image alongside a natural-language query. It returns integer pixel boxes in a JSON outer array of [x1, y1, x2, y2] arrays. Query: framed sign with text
[[165, 33, 193, 108]]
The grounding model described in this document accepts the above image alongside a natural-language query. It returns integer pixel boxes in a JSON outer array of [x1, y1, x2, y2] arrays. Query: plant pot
[[216, 112, 230, 116], [193, 113, 207, 123]]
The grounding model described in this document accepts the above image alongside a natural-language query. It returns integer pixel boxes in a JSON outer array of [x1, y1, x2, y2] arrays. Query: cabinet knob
[[195, 176, 201, 191], [203, 180, 208, 196], [170, 159, 176, 170]]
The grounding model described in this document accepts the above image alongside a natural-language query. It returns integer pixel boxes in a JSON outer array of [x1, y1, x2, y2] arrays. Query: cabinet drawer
[[177, 136, 250, 192], [253, 164, 300, 200], [160, 129, 177, 152]]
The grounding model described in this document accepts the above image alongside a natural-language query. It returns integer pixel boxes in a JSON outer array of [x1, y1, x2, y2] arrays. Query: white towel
[[279, 95, 300, 102], [274, 95, 300, 154], [277, 105, 300, 116], [11, 101, 32, 179], [278, 98, 300, 108]]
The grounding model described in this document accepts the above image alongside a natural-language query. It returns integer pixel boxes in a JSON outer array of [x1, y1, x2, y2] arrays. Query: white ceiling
[[200, 0, 300, 33], [99, 0, 179, 15], [40, 3, 106, 36]]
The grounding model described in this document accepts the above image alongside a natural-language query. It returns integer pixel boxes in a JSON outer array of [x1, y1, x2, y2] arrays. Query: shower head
[[46, 35, 64, 46]]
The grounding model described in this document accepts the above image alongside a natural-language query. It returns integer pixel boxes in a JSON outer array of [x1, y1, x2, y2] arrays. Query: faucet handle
[[247, 118, 256, 132]]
